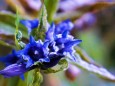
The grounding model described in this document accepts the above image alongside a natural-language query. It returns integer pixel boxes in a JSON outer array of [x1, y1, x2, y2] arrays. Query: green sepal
[[15, 9, 26, 49], [43, 59, 68, 74]]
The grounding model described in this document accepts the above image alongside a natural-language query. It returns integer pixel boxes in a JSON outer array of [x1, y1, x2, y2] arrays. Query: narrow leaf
[[15, 11, 20, 49], [44, 0, 59, 22], [15, 9, 26, 49], [77, 2, 115, 12], [0, 11, 28, 38], [32, 3, 48, 40], [75, 46, 100, 67], [0, 11, 28, 48], [70, 53, 115, 82], [0, 40, 15, 49]]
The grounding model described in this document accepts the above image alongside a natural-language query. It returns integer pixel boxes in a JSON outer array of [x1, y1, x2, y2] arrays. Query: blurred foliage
[[6, 0, 41, 18], [0, 12, 27, 37], [79, 30, 108, 64], [0, 0, 115, 86]]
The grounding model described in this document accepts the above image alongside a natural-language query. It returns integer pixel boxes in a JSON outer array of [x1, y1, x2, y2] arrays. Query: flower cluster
[[0, 19, 82, 78]]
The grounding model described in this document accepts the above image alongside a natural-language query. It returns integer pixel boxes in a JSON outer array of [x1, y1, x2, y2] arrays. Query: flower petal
[[20, 19, 39, 33], [0, 53, 18, 65], [62, 30, 69, 38], [29, 36, 36, 45], [65, 39, 82, 48], [39, 57, 50, 63], [0, 64, 27, 78], [46, 23, 55, 41], [55, 19, 74, 34], [20, 19, 39, 29], [21, 55, 34, 68]]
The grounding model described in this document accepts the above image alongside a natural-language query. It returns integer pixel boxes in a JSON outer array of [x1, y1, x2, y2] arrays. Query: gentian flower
[[55, 19, 74, 34], [46, 20, 82, 61], [0, 63, 27, 78], [20, 19, 39, 34], [0, 19, 82, 78]]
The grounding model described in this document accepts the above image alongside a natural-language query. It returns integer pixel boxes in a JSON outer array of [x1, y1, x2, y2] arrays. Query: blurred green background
[[0, 0, 115, 86]]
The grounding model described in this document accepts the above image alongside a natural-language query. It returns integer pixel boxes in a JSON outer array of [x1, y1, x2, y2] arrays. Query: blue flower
[[0, 51, 18, 66], [0, 19, 81, 78], [44, 19, 74, 41], [18, 36, 50, 68], [0, 36, 50, 77], [55, 19, 74, 34], [20, 19, 39, 34], [46, 20, 82, 60], [0, 63, 27, 78]]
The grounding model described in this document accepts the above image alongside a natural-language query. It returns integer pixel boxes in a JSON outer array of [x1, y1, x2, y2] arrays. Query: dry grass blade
[[73, 47, 115, 82], [77, 2, 115, 12]]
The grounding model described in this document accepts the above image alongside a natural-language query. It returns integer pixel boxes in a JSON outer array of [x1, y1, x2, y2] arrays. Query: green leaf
[[0, 40, 13, 56], [0, 11, 28, 48], [16, 31, 22, 41], [15, 8, 20, 42], [15, 30, 25, 49], [44, 0, 59, 22], [27, 69, 43, 86], [39, 4, 48, 31], [32, 3, 48, 40], [0, 11, 28, 38], [0, 33, 28, 50], [15, 8, 20, 32], [0, 40, 15, 49], [44, 59, 68, 74], [70, 53, 115, 82], [15, 9, 26, 49]]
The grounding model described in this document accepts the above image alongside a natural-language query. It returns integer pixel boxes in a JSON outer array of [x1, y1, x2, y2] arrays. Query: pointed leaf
[[70, 53, 115, 82], [0, 64, 27, 78], [0, 11, 28, 38], [32, 3, 48, 40], [0, 40, 15, 49], [44, 0, 59, 22], [0, 11, 28, 48]]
